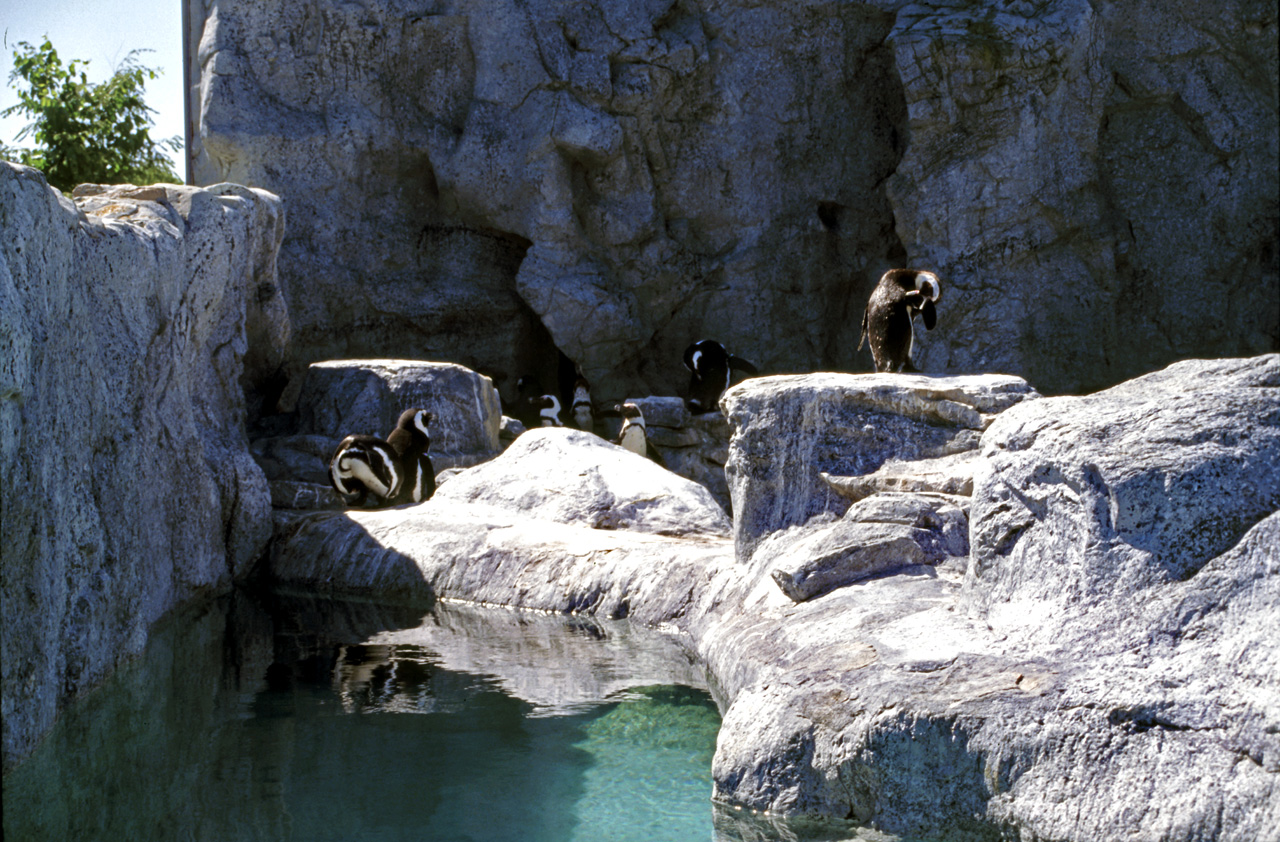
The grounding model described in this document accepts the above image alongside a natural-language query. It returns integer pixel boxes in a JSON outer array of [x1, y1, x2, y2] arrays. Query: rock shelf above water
[[265, 356, 1280, 841]]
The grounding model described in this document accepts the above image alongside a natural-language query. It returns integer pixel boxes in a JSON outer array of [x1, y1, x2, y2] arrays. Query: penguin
[[858, 268, 942, 373], [570, 376, 594, 432], [385, 407, 436, 504], [614, 402, 664, 465], [535, 394, 564, 427], [512, 374, 545, 429], [329, 434, 404, 508], [683, 339, 759, 414]]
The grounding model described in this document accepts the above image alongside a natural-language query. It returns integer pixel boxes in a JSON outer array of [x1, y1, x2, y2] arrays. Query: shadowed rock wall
[[0, 165, 282, 772], [188, 0, 1277, 404]]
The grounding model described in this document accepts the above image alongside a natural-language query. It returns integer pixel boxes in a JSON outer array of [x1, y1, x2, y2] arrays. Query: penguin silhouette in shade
[[683, 339, 758, 414], [615, 402, 664, 465], [858, 268, 942, 373], [329, 434, 404, 508], [385, 407, 436, 504]]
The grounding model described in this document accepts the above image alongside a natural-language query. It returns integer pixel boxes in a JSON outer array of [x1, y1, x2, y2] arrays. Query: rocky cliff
[[0, 165, 284, 771], [187, 0, 1278, 406]]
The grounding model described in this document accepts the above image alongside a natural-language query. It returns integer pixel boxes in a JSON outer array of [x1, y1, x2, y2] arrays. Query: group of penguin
[[328, 268, 942, 509]]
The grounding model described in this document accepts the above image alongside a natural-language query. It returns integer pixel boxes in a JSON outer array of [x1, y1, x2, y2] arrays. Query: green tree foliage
[[3, 38, 182, 192]]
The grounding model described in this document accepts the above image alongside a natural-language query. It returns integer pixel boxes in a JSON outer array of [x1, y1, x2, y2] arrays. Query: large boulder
[[969, 354, 1280, 632], [721, 372, 1038, 562], [189, 0, 1276, 402], [0, 165, 282, 771], [431, 426, 730, 538]]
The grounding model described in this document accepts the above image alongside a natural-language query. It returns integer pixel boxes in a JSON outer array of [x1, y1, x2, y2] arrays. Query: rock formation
[[0, 165, 283, 771], [264, 355, 1279, 840], [187, 0, 1277, 405]]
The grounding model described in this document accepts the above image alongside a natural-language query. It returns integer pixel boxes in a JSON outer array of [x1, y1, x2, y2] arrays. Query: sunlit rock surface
[[189, 0, 1277, 403], [0, 165, 282, 771], [268, 357, 1280, 840]]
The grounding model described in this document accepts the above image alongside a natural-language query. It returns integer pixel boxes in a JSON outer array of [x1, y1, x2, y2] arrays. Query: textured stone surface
[[0, 165, 281, 771], [188, 0, 1278, 404], [295, 359, 502, 468], [265, 354, 1279, 840], [721, 372, 1038, 563], [433, 426, 730, 538], [822, 449, 979, 502]]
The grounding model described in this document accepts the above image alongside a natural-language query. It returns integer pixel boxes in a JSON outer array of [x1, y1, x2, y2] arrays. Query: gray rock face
[[188, 0, 1277, 403], [970, 354, 1280, 631], [721, 372, 1038, 563], [0, 165, 281, 771], [763, 492, 969, 602], [265, 353, 1279, 840], [296, 359, 502, 464]]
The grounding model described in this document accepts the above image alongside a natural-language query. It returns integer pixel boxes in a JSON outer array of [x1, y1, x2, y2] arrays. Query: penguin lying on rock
[[329, 407, 435, 507], [858, 268, 942, 373], [683, 339, 758, 414]]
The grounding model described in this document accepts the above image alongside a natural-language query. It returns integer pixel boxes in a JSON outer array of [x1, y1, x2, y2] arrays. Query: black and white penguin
[[329, 434, 404, 508], [614, 402, 664, 465], [570, 376, 594, 432], [385, 407, 436, 504], [535, 394, 564, 427], [858, 268, 942, 373], [683, 339, 759, 414]]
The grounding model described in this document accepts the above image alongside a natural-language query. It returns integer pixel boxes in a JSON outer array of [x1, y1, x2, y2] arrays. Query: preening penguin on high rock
[[683, 339, 759, 414], [614, 402, 664, 465], [858, 269, 942, 373]]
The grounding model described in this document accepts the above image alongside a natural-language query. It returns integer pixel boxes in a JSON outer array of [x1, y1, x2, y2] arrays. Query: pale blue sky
[[1, 0, 185, 173]]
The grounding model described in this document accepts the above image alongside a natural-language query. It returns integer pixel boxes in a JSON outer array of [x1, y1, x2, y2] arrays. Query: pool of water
[[3, 589, 909, 842]]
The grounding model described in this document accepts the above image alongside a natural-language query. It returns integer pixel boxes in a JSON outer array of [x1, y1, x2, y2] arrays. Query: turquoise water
[[3, 590, 907, 842]]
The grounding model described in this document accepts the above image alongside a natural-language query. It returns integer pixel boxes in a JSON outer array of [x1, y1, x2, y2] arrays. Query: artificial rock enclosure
[[3, 0, 1279, 840]]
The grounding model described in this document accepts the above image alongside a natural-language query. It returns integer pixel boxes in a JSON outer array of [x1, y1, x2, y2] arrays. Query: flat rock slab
[[296, 360, 502, 464]]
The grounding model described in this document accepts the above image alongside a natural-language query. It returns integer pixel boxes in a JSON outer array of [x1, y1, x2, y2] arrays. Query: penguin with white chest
[[385, 407, 436, 504], [570, 376, 594, 432], [683, 339, 759, 414], [614, 402, 664, 465], [858, 269, 942, 373]]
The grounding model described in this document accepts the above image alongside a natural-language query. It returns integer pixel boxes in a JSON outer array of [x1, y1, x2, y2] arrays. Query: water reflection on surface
[[3, 589, 903, 842]]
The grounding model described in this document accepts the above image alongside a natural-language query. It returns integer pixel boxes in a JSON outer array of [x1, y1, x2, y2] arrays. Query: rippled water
[[3, 589, 908, 842]]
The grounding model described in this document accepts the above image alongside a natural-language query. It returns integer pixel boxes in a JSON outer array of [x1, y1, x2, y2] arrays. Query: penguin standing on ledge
[[570, 376, 594, 432], [858, 268, 942, 373], [329, 434, 403, 508], [615, 402, 664, 465], [683, 339, 758, 414], [386, 407, 436, 504]]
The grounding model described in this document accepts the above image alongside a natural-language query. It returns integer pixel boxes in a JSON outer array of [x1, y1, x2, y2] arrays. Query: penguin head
[[617, 402, 646, 428], [412, 409, 434, 443], [914, 271, 941, 303], [683, 339, 728, 375]]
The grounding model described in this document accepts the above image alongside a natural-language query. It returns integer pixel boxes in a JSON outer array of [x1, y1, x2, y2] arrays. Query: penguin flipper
[[858, 307, 869, 351], [728, 355, 758, 376]]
